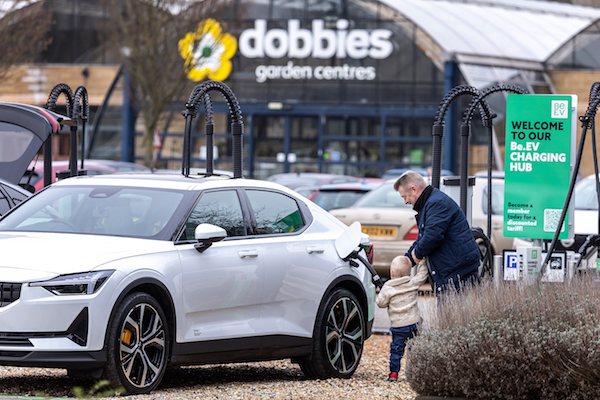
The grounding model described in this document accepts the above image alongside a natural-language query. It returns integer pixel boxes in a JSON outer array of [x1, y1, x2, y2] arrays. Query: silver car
[[0, 173, 375, 394]]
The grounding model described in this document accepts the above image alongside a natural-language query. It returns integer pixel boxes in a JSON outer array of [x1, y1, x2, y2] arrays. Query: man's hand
[[411, 249, 422, 264]]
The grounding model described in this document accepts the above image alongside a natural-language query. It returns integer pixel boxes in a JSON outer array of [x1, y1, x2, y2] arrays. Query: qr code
[[544, 209, 564, 232]]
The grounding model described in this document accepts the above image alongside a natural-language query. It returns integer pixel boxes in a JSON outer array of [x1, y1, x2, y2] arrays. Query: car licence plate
[[362, 226, 396, 237]]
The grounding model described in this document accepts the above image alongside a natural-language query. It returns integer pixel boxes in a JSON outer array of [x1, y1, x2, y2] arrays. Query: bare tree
[[102, 0, 230, 167], [0, 0, 51, 82]]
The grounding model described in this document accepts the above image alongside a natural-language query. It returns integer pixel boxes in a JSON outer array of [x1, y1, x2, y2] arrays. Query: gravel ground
[[0, 334, 417, 399]]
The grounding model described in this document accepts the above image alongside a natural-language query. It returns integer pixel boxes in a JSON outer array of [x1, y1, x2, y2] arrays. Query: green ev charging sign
[[504, 94, 576, 240]]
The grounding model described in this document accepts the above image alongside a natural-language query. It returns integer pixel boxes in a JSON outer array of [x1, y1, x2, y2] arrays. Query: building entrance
[[252, 115, 320, 179]]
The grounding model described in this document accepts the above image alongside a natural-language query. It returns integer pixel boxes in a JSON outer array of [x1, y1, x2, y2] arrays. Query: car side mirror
[[194, 223, 227, 253]]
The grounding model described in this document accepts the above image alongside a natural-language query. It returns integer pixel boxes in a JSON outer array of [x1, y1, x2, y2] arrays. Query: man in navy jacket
[[394, 170, 480, 295]]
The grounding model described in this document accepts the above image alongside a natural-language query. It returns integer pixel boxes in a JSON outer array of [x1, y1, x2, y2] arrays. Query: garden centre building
[[4, 0, 600, 178]]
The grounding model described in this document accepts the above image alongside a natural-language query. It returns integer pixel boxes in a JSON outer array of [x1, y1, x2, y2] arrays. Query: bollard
[[493, 255, 503, 287], [567, 259, 576, 282]]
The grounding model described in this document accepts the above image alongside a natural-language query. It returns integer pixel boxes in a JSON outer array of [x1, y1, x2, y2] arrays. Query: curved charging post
[[540, 83, 600, 280], [182, 80, 244, 178], [430, 85, 484, 190], [461, 85, 528, 277], [45, 84, 74, 187], [45, 83, 89, 185], [73, 86, 89, 170], [462, 85, 528, 237]]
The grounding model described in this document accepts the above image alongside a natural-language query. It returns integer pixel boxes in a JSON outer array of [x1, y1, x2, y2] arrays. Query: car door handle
[[306, 246, 324, 254], [237, 250, 259, 259]]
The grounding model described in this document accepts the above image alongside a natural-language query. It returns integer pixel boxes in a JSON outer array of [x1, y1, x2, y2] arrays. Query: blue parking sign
[[507, 254, 517, 269]]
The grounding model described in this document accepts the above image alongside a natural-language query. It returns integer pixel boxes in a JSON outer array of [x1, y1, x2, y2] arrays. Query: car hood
[[0, 232, 173, 280], [330, 207, 416, 225]]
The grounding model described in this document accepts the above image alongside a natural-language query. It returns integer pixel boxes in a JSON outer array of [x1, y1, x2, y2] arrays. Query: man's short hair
[[393, 170, 428, 191], [391, 255, 412, 278]]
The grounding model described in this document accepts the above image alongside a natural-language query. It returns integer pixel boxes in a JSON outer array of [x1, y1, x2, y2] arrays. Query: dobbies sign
[[503, 94, 576, 240], [239, 19, 393, 83]]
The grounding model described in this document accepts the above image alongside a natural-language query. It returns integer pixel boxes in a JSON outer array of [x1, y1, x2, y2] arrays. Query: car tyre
[[103, 292, 169, 394], [300, 288, 364, 379]]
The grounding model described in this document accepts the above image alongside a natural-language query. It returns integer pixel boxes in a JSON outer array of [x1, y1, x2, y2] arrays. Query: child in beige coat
[[376, 255, 429, 381]]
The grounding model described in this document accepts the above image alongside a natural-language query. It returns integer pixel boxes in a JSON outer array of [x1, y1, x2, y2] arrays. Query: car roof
[[266, 172, 360, 189], [83, 159, 150, 172], [49, 173, 294, 193], [316, 180, 383, 191], [380, 168, 454, 179]]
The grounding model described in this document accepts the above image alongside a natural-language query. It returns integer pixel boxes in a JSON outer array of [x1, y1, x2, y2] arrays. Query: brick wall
[[0, 64, 121, 106], [549, 70, 600, 178]]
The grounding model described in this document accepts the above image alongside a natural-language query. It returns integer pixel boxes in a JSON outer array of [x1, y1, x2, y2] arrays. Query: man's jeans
[[389, 323, 419, 373]]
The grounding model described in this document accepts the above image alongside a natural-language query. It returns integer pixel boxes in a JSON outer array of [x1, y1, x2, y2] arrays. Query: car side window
[[185, 190, 245, 239], [246, 190, 304, 234]]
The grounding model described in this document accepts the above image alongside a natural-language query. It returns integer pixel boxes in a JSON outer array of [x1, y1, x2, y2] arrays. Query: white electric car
[[0, 173, 375, 394]]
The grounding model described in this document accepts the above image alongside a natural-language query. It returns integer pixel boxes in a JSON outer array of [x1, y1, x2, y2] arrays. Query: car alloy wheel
[[300, 288, 364, 378], [325, 295, 364, 374], [104, 293, 169, 394]]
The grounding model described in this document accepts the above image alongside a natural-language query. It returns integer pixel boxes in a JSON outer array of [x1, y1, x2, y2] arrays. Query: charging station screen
[[504, 94, 576, 240]]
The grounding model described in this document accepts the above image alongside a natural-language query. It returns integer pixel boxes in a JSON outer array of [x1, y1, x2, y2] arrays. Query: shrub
[[405, 275, 600, 400]]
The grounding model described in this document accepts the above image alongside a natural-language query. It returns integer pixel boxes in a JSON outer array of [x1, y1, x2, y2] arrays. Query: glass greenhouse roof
[[379, 0, 600, 70]]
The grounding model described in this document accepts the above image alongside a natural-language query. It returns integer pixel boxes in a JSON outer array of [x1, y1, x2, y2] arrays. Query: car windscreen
[[352, 183, 410, 208], [0, 185, 190, 239], [312, 190, 367, 211]]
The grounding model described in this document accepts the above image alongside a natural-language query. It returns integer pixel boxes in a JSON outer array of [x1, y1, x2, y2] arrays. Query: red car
[[21, 160, 148, 192]]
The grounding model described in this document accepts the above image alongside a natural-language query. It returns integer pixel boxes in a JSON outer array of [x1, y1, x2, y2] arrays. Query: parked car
[[309, 180, 383, 211], [381, 168, 454, 180], [152, 167, 233, 177], [20, 159, 149, 192], [293, 185, 319, 198], [470, 171, 514, 255], [266, 172, 360, 191], [330, 181, 417, 278], [0, 173, 375, 394], [330, 172, 512, 278], [83, 159, 151, 173], [0, 178, 31, 217], [515, 173, 600, 260]]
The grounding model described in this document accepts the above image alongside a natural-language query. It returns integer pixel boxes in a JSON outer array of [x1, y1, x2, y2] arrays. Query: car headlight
[[29, 270, 114, 295]]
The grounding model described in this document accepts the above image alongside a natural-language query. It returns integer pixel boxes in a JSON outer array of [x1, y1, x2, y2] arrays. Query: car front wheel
[[103, 292, 169, 394], [301, 288, 365, 379]]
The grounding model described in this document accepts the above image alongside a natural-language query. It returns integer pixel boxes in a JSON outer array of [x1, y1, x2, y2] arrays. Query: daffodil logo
[[179, 19, 237, 82]]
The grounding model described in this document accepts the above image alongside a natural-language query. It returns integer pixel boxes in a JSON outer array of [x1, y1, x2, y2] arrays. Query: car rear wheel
[[103, 292, 169, 394], [300, 288, 364, 379]]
